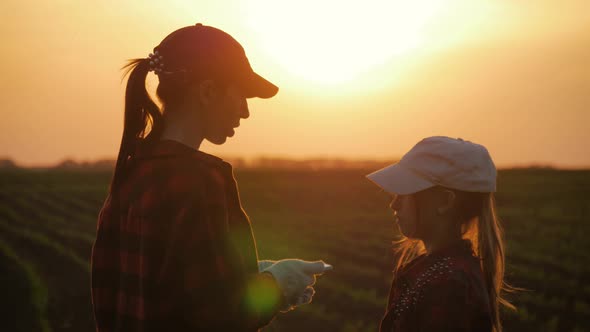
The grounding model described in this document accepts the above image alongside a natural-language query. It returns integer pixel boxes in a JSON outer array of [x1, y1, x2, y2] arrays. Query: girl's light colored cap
[[366, 136, 497, 194]]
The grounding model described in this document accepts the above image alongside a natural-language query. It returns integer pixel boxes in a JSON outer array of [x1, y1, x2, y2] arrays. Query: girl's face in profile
[[389, 194, 418, 238], [389, 187, 457, 240]]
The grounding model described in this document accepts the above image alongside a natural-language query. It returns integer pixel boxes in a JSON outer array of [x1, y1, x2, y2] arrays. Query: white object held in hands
[[261, 259, 332, 311]]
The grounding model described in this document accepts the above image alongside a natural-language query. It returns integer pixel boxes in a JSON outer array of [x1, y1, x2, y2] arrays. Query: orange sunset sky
[[1, 0, 589, 168]]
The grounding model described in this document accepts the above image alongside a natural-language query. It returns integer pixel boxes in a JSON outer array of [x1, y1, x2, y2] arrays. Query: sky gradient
[[1, 0, 588, 168]]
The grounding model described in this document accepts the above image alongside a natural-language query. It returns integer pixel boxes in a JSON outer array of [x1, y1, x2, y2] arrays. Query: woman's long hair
[[391, 189, 516, 332], [109, 58, 164, 196]]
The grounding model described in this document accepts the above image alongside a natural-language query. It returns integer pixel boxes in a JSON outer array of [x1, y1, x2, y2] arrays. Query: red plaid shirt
[[380, 240, 493, 332], [91, 139, 281, 332]]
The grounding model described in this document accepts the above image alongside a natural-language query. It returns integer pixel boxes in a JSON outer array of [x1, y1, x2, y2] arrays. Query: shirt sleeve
[[173, 187, 282, 330], [416, 276, 493, 332]]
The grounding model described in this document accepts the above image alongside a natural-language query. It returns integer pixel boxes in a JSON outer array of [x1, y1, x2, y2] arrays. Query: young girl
[[91, 23, 330, 332], [367, 136, 514, 332]]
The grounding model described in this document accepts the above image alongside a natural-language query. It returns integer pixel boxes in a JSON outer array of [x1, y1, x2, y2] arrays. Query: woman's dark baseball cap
[[154, 23, 278, 99]]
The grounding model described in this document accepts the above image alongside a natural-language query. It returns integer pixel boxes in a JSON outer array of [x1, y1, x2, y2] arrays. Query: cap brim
[[242, 72, 279, 99], [366, 163, 434, 195]]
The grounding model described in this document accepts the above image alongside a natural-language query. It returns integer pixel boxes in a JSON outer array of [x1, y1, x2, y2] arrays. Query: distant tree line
[[0, 157, 396, 171], [1, 157, 567, 171]]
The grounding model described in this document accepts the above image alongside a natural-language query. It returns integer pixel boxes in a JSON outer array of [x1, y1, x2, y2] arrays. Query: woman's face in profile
[[201, 83, 250, 145]]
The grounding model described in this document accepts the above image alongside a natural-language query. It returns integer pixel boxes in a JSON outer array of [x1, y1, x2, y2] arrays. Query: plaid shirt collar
[[134, 139, 226, 166]]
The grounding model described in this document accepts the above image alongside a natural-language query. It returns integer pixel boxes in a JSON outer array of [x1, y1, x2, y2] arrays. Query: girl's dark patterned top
[[380, 239, 493, 332]]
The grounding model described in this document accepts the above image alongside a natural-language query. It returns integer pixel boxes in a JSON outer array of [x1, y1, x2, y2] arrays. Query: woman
[[91, 23, 331, 332], [367, 136, 515, 332]]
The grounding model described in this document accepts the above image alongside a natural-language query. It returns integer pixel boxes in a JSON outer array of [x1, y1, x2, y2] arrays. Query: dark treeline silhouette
[[0, 157, 397, 171], [0, 159, 18, 169], [0, 157, 573, 172]]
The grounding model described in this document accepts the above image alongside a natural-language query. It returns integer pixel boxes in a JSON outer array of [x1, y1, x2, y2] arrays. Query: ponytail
[[109, 58, 164, 196]]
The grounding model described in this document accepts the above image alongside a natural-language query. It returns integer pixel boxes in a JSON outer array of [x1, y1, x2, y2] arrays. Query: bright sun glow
[[246, 0, 445, 84]]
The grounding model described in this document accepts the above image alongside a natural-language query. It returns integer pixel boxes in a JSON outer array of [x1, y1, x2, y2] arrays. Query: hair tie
[[147, 50, 164, 75]]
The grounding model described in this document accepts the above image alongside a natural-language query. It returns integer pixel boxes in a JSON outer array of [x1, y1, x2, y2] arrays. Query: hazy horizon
[[3, 154, 588, 170], [1, 0, 588, 168]]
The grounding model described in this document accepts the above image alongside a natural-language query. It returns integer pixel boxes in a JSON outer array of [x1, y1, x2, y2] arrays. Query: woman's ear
[[436, 189, 456, 215]]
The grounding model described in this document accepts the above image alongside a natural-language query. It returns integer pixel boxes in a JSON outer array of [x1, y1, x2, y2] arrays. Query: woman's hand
[[258, 260, 276, 272], [261, 259, 332, 312]]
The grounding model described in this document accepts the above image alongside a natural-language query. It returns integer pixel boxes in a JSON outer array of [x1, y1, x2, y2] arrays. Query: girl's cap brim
[[366, 163, 435, 195]]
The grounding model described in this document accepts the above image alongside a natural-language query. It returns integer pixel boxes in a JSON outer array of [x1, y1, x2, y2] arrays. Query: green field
[[0, 168, 589, 331]]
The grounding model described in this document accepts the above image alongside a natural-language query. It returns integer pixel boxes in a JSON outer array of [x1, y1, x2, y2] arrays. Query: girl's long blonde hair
[[392, 190, 515, 332]]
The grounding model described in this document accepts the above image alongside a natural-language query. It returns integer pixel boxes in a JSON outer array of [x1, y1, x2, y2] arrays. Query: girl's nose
[[389, 195, 401, 210], [389, 200, 397, 211]]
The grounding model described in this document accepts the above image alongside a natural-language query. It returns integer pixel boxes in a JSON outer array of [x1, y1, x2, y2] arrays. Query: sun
[[245, 0, 445, 84]]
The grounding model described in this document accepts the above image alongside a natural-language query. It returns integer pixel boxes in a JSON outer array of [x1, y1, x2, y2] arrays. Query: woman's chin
[[206, 136, 228, 145]]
